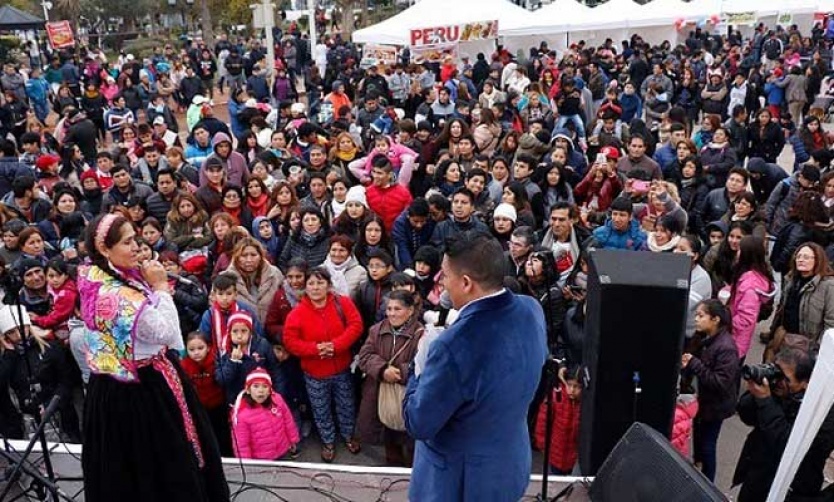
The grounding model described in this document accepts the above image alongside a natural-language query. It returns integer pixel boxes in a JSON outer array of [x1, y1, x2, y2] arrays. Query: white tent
[[351, 0, 538, 46], [767, 330, 834, 502]]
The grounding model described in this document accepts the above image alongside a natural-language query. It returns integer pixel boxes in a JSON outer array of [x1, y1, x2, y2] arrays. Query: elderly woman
[[283, 267, 364, 463], [357, 290, 423, 467], [323, 234, 368, 303], [225, 237, 284, 326]]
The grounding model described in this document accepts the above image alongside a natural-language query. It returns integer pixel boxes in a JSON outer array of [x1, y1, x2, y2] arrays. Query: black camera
[[742, 363, 784, 385]]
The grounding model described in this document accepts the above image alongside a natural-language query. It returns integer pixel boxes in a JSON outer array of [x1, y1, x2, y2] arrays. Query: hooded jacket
[[747, 157, 788, 205], [590, 217, 646, 251], [728, 271, 773, 358], [200, 132, 250, 188]]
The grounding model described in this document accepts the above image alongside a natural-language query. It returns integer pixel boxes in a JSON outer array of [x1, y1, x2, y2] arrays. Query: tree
[[332, 0, 358, 38], [199, 0, 214, 46]]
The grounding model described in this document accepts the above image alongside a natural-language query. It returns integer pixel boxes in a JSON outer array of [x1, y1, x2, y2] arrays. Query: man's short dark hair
[[669, 123, 686, 134], [428, 193, 451, 212], [12, 176, 36, 198], [610, 196, 634, 214], [511, 226, 535, 247], [775, 348, 815, 383], [444, 231, 505, 290], [728, 166, 750, 184], [96, 151, 113, 161], [452, 187, 475, 204], [466, 168, 488, 182], [408, 197, 430, 217], [20, 132, 40, 146], [111, 163, 130, 176], [550, 201, 578, 219], [0, 139, 15, 157], [156, 168, 179, 182]]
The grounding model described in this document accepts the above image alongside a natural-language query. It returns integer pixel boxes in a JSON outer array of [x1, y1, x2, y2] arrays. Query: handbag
[[377, 332, 418, 432]]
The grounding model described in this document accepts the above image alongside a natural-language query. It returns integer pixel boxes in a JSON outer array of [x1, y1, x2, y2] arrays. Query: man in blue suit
[[403, 231, 548, 501]]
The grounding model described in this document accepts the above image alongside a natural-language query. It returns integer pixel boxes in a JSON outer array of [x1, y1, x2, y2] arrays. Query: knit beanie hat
[[345, 185, 367, 207], [227, 311, 253, 333], [493, 203, 518, 223], [245, 367, 272, 389]]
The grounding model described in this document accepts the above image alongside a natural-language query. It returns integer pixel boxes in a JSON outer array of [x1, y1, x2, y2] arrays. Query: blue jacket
[[764, 79, 786, 106], [184, 142, 214, 170], [591, 218, 647, 251], [619, 93, 643, 123], [198, 301, 265, 342], [653, 143, 677, 176], [25, 77, 49, 103], [228, 98, 246, 140], [787, 132, 810, 169], [404, 290, 547, 501], [214, 335, 283, 403], [391, 209, 435, 270]]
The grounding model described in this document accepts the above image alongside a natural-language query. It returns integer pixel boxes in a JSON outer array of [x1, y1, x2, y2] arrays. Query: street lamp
[[41, 1, 52, 23]]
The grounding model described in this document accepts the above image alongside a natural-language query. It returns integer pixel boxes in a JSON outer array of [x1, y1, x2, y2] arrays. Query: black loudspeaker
[[589, 422, 727, 501], [579, 250, 690, 475]]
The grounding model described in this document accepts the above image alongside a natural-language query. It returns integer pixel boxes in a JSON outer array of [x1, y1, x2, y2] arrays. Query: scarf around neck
[[211, 301, 239, 356]]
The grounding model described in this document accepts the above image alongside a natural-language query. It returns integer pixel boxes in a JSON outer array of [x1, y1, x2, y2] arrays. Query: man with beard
[[79, 170, 104, 216]]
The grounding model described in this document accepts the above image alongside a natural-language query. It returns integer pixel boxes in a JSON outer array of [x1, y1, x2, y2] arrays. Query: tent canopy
[[351, 0, 538, 45], [0, 5, 44, 31]]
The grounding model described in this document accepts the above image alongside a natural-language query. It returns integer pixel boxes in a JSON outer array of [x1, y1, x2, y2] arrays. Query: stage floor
[[0, 441, 581, 501]]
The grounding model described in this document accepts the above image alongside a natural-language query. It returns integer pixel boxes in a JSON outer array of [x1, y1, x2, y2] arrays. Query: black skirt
[[82, 354, 230, 502]]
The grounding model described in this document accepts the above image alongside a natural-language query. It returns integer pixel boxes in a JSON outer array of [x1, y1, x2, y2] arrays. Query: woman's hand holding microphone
[[141, 260, 170, 294]]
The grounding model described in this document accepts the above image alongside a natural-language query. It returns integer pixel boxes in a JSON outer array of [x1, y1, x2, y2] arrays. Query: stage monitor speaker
[[589, 422, 727, 501], [579, 250, 690, 475]]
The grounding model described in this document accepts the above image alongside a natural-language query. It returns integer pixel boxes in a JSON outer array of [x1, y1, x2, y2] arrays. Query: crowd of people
[[1, 14, 834, 500]]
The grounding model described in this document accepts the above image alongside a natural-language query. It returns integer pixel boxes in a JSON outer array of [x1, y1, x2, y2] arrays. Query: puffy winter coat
[[232, 391, 299, 460], [215, 335, 283, 403], [728, 271, 773, 358], [534, 387, 581, 472], [671, 395, 698, 458], [181, 349, 225, 410], [277, 230, 330, 272], [366, 183, 413, 232], [590, 218, 646, 251], [684, 328, 740, 421], [283, 294, 364, 379], [700, 143, 738, 189], [31, 279, 77, 335]]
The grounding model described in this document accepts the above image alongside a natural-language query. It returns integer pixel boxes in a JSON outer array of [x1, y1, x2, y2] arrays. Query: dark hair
[[696, 299, 731, 329], [503, 181, 531, 212], [84, 214, 137, 288], [156, 168, 178, 182], [387, 289, 416, 308], [466, 168, 488, 183], [408, 198, 430, 217], [678, 234, 703, 259], [714, 221, 753, 286], [515, 153, 537, 170], [45, 256, 69, 276], [775, 348, 815, 382], [366, 248, 394, 267], [610, 196, 633, 214], [452, 187, 476, 204], [306, 265, 332, 285], [110, 163, 130, 176], [731, 236, 774, 297], [444, 231, 505, 290], [789, 191, 829, 226], [20, 132, 40, 147], [728, 166, 750, 185], [286, 257, 308, 275], [511, 226, 535, 247], [212, 271, 238, 291], [140, 216, 164, 234], [427, 193, 451, 213], [12, 176, 36, 198]]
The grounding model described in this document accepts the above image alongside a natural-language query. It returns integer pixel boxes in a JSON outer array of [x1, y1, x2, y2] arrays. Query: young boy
[[19, 132, 43, 171], [705, 221, 727, 248], [199, 272, 264, 355], [214, 311, 282, 405]]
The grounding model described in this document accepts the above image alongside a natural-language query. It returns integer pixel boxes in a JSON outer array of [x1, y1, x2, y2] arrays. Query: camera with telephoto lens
[[742, 363, 784, 385]]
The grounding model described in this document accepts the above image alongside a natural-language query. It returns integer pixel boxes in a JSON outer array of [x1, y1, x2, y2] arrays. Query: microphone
[[436, 290, 453, 327], [166, 273, 194, 286]]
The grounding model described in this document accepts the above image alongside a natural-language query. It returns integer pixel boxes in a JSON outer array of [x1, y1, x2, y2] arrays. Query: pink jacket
[[671, 394, 698, 458], [232, 392, 299, 460], [349, 140, 416, 187], [728, 271, 772, 358]]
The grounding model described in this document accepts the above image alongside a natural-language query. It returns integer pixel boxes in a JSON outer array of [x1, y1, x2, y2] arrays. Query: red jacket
[[671, 395, 698, 458], [232, 392, 299, 460], [32, 278, 77, 335], [573, 169, 623, 213], [534, 387, 581, 472], [264, 287, 295, 345], [283, 294, 363, 379], [366, 183, 412, 232], [181, 350, 225, 410]]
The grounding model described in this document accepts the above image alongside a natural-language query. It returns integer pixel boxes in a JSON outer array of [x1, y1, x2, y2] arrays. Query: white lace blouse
[[134, 291, 184, 359]]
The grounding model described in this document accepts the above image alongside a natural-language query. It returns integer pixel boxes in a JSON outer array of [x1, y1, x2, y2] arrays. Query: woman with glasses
[[765, 242, 834, 360]]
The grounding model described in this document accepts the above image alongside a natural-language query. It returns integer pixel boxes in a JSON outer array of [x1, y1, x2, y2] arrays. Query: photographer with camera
[[732, 349, 834, 501]]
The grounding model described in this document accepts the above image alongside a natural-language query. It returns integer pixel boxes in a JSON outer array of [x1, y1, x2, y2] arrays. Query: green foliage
[[0, 36, 22, 64], [123, 36, 171, 58]]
